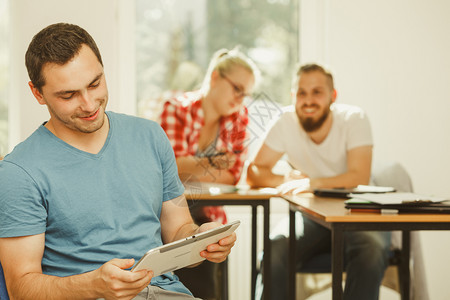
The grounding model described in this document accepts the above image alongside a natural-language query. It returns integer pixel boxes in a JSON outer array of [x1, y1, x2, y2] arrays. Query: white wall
[[301, 0, 450, 298], [8, 0, 135, 149]]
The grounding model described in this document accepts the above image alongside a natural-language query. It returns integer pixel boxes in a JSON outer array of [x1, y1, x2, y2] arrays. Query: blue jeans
[[259, 213, 391, 300]]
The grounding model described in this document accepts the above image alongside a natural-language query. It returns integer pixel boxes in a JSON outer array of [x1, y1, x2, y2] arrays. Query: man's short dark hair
[[296, 63, 334, 90], [25, 23, 103, 92]]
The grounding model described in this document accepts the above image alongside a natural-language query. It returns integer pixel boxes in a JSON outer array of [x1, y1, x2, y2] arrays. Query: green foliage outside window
[[136, 0, 298, 120]]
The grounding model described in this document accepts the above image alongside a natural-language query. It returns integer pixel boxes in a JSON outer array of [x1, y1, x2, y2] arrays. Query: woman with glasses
[[159, 47, 259, 299]]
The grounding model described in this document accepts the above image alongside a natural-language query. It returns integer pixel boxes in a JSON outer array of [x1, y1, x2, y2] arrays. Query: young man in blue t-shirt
[[0, 23, 236, 300]]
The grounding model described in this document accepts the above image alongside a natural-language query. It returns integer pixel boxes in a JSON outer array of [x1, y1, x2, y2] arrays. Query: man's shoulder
[[331, 103, 367, 121], [265, 107, 299, 137], [0, 133, 53, 193], [276, 106, 298, 124], [3, 126, 49, 165], [107, 112, 168, 149], [108, 111, 159, 129], [332, 103, 365, 113]]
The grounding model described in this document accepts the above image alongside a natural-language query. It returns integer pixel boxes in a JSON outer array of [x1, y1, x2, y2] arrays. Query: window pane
[[0, 0, 8, 156], [136, 0, 298, 120]]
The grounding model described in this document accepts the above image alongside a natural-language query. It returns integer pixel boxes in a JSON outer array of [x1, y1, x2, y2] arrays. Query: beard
[[298, 105, 331, 132]]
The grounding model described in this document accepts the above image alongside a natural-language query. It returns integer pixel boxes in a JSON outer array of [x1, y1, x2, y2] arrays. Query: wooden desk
[[185, 189, 276, 300], [283, 193, 450, 300]]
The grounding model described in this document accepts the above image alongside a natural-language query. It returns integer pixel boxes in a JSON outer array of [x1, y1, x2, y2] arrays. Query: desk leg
[[263, 202, 271, 300], [400, 230, 411, 300], [331, 225, 344, 300], [288, 209, 296, 300], [251, 205, 257, 300]]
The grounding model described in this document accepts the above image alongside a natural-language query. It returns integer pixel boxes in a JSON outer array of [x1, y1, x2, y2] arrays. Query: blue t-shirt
[[0, 112, 190, 295]]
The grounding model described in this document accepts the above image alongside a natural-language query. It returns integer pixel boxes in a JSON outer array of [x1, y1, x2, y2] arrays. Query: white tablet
[[131, 220, 240, 276]]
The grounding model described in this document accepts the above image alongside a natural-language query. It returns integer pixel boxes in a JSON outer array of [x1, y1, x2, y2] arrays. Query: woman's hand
[[208, 152, 237, 170]]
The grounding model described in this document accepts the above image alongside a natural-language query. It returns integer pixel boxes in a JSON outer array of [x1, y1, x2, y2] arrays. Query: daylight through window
[[0, 0, 8, 156], [136, 0, 299, 121]]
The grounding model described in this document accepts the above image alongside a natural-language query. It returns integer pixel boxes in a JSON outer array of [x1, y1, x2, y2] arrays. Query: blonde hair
[[201, 47, 260, 92]]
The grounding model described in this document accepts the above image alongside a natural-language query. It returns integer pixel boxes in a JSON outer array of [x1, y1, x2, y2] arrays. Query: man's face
[[31, 44, 108, 135], [294, 71, 335, 132]]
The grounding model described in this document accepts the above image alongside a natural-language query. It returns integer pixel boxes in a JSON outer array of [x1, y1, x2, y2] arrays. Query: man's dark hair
[[296, 63, 334, 90], [25, 23, 103, 92]]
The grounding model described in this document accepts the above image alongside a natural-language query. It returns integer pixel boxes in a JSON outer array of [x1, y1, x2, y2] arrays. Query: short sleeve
[[345, 109, 373, 150], [156, 126, 185, 202], [0, 162, 47, 237]]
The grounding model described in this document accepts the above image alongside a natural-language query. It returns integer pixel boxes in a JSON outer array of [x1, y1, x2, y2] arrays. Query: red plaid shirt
[[159, 91, 249, 224], [160, 91, 249, 183]]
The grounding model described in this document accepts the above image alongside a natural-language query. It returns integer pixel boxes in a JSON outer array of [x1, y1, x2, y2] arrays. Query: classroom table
[[185, 188, 277, 300], [283, 193, 450, 300]]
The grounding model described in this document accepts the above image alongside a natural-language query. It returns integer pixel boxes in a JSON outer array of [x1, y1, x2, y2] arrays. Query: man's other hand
[[277, 178, 311, 195], [198, 222, 237, 263]]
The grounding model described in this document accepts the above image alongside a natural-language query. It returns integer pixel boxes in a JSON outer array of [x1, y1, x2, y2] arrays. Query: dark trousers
[[175, 260, 225, 300], [257, 214, 391, 300]]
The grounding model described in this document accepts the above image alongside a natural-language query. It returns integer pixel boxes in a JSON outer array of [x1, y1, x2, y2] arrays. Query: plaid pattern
[[159, 91, 249, 224], [160, 91, 249, 183]]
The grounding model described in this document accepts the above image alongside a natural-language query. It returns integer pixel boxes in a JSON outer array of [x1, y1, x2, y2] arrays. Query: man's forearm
[[171, 222, 200, 243], [246, 163, 284, 188], [310, 171, 370, 189], [10, 270, 99, 300]]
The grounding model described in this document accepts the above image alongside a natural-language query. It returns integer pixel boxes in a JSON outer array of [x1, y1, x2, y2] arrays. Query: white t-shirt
[[264, 103, 373, 179]]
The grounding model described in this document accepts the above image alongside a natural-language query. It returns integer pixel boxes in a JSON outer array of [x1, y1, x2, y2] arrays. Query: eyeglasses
[[222, 75, 251, 99]]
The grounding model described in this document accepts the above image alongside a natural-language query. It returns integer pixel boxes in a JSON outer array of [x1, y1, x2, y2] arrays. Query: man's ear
[[291, 89, 297, 104], [28, 81, 46, 105], [331, 89, 337, 103]]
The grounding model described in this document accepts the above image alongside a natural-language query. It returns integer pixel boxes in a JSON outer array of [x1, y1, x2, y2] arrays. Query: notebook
[[345, 199, 450, 214]]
